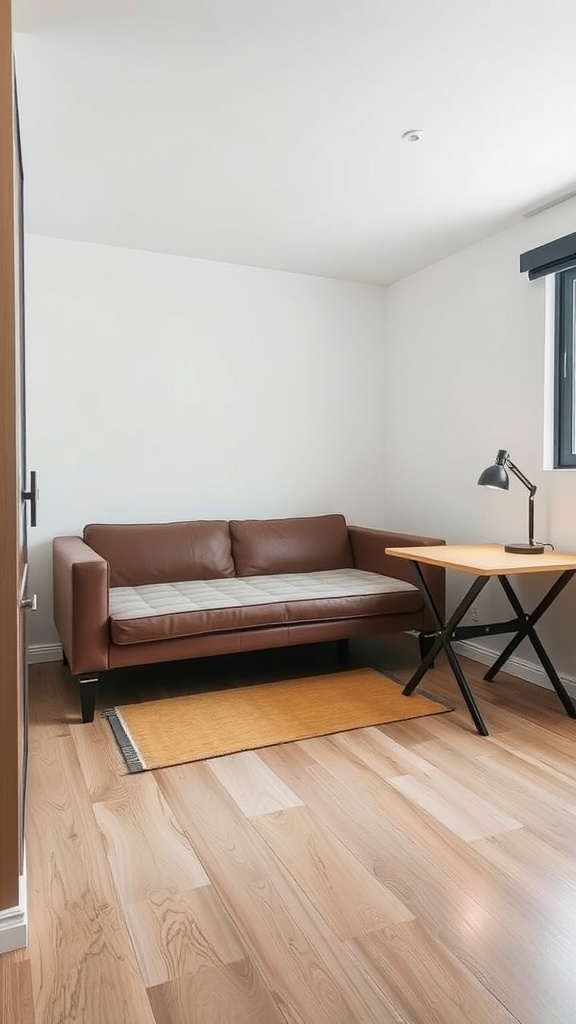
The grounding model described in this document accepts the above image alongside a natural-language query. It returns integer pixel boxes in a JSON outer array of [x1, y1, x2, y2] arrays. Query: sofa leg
[[62, 649, 69, 668], [337, 638, 349, 663], [418, 631, 436, 668], [79, 675, 99, 723]]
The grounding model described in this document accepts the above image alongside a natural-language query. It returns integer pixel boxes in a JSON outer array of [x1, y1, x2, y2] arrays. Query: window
[[520, 231, 576, 469], [554, 267, 576, 468]]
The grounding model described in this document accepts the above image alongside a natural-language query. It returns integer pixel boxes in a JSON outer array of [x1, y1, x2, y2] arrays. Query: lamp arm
[[505, 457, 537, 496], [506, 457, 537, 545]]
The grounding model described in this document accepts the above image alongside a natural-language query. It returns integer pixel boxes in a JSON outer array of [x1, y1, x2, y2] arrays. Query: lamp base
[[504, 542, 545, 555]]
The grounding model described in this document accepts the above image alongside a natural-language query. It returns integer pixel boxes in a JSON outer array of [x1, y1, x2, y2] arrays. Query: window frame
[[554, 266, 576, 468]]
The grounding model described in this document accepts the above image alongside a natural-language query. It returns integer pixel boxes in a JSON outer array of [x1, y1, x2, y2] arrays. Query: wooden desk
[[385, 543, 576, 735]]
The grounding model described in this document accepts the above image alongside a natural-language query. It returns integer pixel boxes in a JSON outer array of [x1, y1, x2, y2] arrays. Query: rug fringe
[[102, 708, 145, 773]]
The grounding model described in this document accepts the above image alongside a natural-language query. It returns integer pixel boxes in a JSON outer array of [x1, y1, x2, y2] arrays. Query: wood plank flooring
[[2, 635, 576, 1023]]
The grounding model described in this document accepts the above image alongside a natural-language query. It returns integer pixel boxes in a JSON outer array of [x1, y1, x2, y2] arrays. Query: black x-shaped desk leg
[[485, 572, 576, 719], [402, 563, 576, 735]]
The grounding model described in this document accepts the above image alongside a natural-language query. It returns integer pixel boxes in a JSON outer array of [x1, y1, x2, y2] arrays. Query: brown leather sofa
[[52, 514, 445, 722]]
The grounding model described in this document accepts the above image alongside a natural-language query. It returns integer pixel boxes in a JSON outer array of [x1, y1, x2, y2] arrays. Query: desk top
[[385, 543, 576, 575]]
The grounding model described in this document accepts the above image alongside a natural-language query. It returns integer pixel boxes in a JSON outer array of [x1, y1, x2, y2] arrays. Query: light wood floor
[[2, 635, 576, 1024]]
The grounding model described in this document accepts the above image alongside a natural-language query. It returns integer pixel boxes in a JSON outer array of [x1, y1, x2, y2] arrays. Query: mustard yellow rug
[[104, 667, 450, 773]]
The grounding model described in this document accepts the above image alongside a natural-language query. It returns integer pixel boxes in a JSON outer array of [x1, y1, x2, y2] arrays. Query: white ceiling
[[13, 0, 576, 284]]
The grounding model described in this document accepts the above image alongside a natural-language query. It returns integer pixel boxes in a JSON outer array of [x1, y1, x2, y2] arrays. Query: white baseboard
[[453, 639, 576, 700], [0, 867, 27, 953], [28, 642, 63, 665]]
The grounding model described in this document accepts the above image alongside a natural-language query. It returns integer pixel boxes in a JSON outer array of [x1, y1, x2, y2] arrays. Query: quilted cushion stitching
[[109, 568, 416, 622]]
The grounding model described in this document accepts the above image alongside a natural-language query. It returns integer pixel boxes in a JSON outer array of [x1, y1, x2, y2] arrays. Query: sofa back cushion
[[230, 514, 353, 576], [84, 521, 235, 587]]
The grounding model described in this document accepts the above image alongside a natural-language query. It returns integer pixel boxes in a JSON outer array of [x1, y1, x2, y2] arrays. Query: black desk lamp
[[477, 449, 544, 554]]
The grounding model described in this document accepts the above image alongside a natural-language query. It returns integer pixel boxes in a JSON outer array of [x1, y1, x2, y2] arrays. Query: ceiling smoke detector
[[402, 129, 424, 142]]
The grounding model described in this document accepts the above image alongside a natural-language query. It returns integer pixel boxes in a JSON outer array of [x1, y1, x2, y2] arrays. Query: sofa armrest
[[348, 526, 445, 626], [53, 536, 110, 674]]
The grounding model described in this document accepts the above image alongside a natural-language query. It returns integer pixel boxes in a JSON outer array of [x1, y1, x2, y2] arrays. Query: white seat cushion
[[108, 568, 421, 645]]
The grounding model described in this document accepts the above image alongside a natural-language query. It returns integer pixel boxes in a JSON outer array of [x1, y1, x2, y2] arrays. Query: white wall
[[25, 236, 388, 647], [382, 196, 576, 685]]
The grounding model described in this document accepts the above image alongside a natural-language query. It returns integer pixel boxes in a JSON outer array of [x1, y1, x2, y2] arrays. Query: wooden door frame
[[0, 0, 21, 917]]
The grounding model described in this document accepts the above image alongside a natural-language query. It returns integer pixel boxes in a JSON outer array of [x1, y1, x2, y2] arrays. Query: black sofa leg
[[418, 631, 436, 668], [79, 675, 99, 723], [337, 638, 349, 663], [62, 649, 69, 668]]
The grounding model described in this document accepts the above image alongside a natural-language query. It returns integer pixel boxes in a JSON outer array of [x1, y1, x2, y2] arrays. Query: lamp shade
[[477, 463, 509, 489]]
